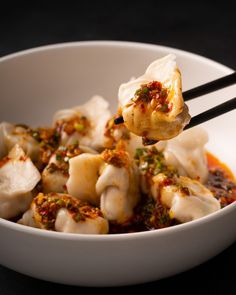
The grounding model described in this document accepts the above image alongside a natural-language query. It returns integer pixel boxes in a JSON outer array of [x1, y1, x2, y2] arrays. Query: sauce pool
[[206, 152, 236, 207]]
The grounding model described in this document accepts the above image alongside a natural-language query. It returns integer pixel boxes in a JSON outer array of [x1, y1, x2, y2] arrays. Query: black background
[[0, 2, 235, 293]]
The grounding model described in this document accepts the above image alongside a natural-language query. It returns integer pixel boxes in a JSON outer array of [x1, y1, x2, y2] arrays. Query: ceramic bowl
[[0, 41, 235, 287]]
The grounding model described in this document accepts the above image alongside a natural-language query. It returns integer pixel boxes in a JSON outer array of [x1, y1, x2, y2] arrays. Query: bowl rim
[[0, 40, 235, 241], [0, 40, 234, 74]]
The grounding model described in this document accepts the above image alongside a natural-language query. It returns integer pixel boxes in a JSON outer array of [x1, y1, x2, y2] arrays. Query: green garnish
[[142, 87, 149, 94], [32, 131, 41, 142], [56, 154, 62, 161], [56, 199, 65, 206], [134, 147, 170, 176], [159, 103, 169, 112], [74, 213, 82, 222], [74, 123, 85, 132], [134, 148, 144, 159]]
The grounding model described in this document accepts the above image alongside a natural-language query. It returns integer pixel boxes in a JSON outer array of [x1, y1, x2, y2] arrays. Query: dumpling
[[118, 54, 191, 142], [18, 193, 109, 234], [163, 127, 209, 183], [53, 95, 111, 150], [41, 153, 69, 194], [41, 143, 97, 193], [67, 149, 140, 224], [0, 144, 41, 219], [66, 153, 104, 205], [97, 149, 139, 223], [151, 173, 220, 223], [0, 122, 40, 161]]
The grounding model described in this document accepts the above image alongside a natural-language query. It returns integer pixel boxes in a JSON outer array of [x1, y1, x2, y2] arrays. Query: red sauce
[[0, 156, 10, 168], [206, 152, 236, 207], [207, 152, 235, 180], [110, 152, 236, 234], [133, 81, 171, 113]]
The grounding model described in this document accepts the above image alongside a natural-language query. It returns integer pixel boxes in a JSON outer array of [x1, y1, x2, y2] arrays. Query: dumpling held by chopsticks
[[118, 54, 191, 143]]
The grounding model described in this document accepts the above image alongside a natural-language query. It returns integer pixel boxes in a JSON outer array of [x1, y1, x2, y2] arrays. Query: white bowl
[[0, 41, 235, 287]]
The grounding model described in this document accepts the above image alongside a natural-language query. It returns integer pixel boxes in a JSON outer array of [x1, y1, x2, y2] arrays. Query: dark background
[[0, 2, 235, 293]]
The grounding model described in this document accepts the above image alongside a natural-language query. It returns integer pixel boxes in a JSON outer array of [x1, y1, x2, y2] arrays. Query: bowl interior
[[0, 41, 235, 173]]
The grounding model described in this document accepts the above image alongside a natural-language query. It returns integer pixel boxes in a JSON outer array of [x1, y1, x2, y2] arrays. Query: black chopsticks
[[185, 97, 236, 130], [114, 72, 236, 128], [184, 72, 236, 101]]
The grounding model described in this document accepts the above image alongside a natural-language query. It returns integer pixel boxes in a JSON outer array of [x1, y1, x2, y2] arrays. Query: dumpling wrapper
[[53, 95, 111, 150], [151, 173, 220, 223], [42, 145, 97, 194], [41, 154, 68, 194], [164, 127, 209, 183], [18, 193, 109, 234], [0, 122, 40, 161], [118, 54, 191, 141], [0, 144, 41, 219], [67, 151, 140, 224], [96, 164, 139, 223], [67, 153, 104, 205], [55, 208, 108, 234]]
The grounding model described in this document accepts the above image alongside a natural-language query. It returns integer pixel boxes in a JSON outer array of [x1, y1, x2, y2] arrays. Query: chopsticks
[[114, 72, 236, 127], [140, 97, 236, 145], [183, 72, 236, 101], [185, 97, 236, 130]]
